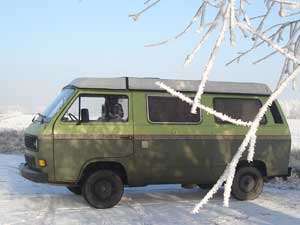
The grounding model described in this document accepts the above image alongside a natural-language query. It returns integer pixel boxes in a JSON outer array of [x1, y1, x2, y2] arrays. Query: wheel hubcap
[[240, 174, 256, 193], [95, 180, 112, 199]]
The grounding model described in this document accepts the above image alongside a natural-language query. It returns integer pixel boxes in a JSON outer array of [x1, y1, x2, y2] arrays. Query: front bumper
[[19, 163, 48, 183]]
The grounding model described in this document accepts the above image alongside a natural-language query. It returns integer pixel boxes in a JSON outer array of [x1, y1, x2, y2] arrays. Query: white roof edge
[[66, 77, 127, 90], [65, 77, 272, 95]]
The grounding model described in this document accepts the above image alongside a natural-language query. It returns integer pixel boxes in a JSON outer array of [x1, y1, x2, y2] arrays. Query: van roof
[[65, 77, 272, 95]]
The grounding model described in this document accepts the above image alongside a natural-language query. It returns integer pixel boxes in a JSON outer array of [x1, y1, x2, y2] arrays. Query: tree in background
[[130, 0, 300, 212]]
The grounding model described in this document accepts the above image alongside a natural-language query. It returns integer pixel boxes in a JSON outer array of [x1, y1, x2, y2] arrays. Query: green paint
[[22, 86, 291, 186]]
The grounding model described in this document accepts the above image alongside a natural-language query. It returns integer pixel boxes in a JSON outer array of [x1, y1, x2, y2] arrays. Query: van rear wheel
[[232, 166, 264, 201], [82, 170, 124, 209]]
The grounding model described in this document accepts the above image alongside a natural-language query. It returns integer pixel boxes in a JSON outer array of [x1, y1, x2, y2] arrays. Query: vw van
[[19, 77, 291, 208]]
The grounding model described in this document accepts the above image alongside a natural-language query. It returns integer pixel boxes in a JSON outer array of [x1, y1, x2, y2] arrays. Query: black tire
[[232, 166, 264, 201], [198, 184, 213, 189], [67, 186, 82, 195], [82, 170, 124, 209]]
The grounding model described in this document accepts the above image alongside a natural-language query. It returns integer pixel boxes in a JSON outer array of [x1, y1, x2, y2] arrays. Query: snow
[[0, 111, 33, 131], [0, 154, 300, 225], [0, 112, 300, 223], [287, 119, 300, 152]]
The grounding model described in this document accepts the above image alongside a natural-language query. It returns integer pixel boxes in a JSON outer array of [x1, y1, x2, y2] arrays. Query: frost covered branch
[[129, 0, 161, 21], [145, 2, 208, 47], [131, 0, 300, 211], [193, 63, 300, 212], [156, 81, 252, 127], [191, 5, 230, 114]]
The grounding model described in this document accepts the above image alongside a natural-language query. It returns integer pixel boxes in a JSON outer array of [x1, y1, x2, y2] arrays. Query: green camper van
[[19, 77, 291, 208]]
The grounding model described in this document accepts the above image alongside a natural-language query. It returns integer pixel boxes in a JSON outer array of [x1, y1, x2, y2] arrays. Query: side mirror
[[81, 108, 89, 123]]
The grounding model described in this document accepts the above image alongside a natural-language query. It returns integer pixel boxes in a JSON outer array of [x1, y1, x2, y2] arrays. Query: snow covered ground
[[0, 154, 299, 225], [287, 119, 300, 152], [0, 112, 33, 131], [0, 112, 300, 224]]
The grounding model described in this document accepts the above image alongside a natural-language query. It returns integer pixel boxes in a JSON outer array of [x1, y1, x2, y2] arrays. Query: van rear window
[[213, 98, 267, 124], [147, 96, 201, 123]]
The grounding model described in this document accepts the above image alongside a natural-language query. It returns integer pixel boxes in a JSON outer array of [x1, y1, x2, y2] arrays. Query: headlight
[[24, 135, 39, 151], [33, 138, 38, 150]]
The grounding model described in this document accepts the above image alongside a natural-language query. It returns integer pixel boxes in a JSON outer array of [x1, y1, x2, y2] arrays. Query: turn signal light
[[38, 159, 47, 167]]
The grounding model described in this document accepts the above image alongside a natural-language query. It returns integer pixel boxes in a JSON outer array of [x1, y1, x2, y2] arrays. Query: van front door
[[53, 92, 133, 182]]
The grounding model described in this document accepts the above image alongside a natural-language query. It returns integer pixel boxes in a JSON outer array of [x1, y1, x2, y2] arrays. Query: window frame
[[61, 93, 129, 123], [213, 97, 268, 125], [269, 102, 284, 124], [146, 94, 202, 125]]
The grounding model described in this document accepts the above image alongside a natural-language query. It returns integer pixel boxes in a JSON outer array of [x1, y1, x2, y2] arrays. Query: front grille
[[24, 135, 38, 151], [25, 154, 36, 169]]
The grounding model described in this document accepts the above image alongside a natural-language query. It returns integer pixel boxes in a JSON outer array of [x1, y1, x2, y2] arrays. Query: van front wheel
[[232, 166, 264, 201], [82, 170, 124, 209]]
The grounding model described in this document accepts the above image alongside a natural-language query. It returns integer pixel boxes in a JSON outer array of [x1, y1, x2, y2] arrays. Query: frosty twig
[[131, 0, 300, 210], [156, 81, 252, 127]]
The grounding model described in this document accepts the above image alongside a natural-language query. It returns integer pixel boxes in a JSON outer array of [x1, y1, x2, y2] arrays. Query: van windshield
[[36, 88, 75, 123]]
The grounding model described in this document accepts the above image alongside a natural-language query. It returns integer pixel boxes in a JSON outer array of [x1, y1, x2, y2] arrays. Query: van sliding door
[[132, 93, 212, 185]]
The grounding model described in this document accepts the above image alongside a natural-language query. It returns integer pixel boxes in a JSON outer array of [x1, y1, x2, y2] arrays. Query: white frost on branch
[[129, 0, 161, 21], [185, 11, 224, 68], [145, 2, 208, 48], [156, 81, 252, 127], [184, 3, 225, 66], [191, 5, 230, 114], [229, 0, 236, 46], [247, 134, 257, 163], [193, 63, 300, 211], [222, 64, 300, 207], [131, 0, 300, 211], [192, 166, 230, 213]]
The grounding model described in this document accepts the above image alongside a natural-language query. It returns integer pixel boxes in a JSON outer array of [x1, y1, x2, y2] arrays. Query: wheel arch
[[237, 160, 267, 177], [78, 160, 128, 185]]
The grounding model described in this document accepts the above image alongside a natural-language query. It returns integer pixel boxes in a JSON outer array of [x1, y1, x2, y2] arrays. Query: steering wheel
[[68, 113, 79, 121]]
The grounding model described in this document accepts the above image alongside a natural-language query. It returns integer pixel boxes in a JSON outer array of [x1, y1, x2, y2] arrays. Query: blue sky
[[0, 0, 298, 112]]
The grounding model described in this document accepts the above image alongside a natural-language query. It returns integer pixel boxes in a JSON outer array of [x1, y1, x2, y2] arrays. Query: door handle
[[172, 130, 178, 135], [120, 135, 133, 140]]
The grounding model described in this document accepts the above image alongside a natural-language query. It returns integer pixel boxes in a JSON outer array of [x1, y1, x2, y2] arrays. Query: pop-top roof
[[65, 77, 272, 95]]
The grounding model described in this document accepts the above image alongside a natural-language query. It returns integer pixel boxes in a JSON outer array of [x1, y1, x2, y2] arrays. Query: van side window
[[147, 96, 201, 123], [213, 98, 267, 124], [269, 102, 283, 124], [63, 98, 79, 121], [62, 95, 128, 122]]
